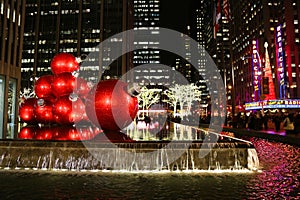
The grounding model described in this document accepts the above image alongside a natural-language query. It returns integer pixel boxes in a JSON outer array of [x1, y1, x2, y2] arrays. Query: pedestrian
[[263, 112, 269, 130], [283, 113, 294, 134], [273, 112, 282, 132], [293, 113, 300, 134], [144, 115, 151, 127], [248, 112, 255, 130]]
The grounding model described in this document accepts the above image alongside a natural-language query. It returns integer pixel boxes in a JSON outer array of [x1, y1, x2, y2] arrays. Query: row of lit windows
[[134, 22, 157, 26], [134, 60, 160, 64], [58, 48, 77, 52], [135, 76, 170, 80], [134, 4, 159, 8], [134, 50, 159, 54], [135, 69, 167, 73], [134, 8, 159, 12], [22, 59, 34, 64], [134, 41, 159, 45], [59, 39, 78, 44], [134, 55, 160, 59]]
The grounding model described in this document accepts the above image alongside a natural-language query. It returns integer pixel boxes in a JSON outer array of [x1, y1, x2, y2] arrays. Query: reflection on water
[[245, 138, 300, 199], [0, 138, 299, 199]]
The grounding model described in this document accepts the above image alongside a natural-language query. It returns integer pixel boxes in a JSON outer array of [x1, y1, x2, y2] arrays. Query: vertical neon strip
[[252, 39, 261, 101], [275, 24, 285, 99]]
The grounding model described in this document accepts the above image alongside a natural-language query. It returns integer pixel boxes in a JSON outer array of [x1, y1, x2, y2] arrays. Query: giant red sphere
[[35, 126, 53, 140], [34, 75, 54, 99], [34, 99, 54, 124], [51, 72, 76, 97], [85, 79, 138, 131], [50, 53, 79, 75], [52, 95, 86, 124], [18, 126, 36, 139], [19, 98, 37, 124], [75, 77, 90, 98]]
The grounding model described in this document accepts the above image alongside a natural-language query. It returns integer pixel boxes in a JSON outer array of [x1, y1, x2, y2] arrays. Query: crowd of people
[[227, 111, 300, 135]]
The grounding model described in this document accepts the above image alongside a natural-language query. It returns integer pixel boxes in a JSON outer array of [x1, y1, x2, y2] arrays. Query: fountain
[[0, 122, 259, 172], [10, 53, 259, 172]]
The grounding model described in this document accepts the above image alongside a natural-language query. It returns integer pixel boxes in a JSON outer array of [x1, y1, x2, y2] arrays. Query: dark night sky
[[160, 0, 194, 66], [160, 0, 193, 32]]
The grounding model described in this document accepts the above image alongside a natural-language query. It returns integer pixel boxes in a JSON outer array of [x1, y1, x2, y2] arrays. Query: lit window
[[7, 5, 10, 18]]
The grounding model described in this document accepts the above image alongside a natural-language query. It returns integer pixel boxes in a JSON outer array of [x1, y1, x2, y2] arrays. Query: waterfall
[[0, 123, 260, 172], [247, 149, 260, 170]]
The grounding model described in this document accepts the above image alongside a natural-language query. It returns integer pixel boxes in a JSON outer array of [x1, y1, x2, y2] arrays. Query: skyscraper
[[0, 0, 26, 138], [22, 0, 126, 90], [231, 0, 300, 106], [132, 0, 167, 85]]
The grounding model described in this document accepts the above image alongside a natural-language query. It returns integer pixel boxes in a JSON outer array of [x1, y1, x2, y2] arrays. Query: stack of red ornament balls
[[18, 52, 139, 141], [18, 53, 96, 140]]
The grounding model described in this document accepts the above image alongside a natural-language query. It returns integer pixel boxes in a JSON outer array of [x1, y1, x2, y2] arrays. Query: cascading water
[[0, 123, 259, 172]]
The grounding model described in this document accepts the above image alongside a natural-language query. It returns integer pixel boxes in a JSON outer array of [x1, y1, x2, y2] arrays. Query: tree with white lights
[[184, 83, 202, 116], [163, 84, 183, 117], [137, 86, 161, 117], [164, 83, 201, 119]]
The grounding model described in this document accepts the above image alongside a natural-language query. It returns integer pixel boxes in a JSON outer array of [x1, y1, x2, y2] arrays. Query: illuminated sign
[[252, 39, 261, 101], [275, 24, 286, 98], [245, 99, 300, 110]]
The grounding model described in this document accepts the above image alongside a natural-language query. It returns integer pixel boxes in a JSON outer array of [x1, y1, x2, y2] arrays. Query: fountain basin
[[0, 139, 259, 172]]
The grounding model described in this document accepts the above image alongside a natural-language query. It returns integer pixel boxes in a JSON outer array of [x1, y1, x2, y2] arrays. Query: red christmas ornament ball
[[19, 98, 37, 124], [50, 53, 79, 75], [85, 79, 139, 131], [34, 99, 54, 123], [52, 126, 80, 140], [52, 95, 86, 124], [51, 72, 76, 97], [75, 77, 90, 98], [18, 126, 36, 139], [34, 75, 54, 99], [35, 126, 53, 140]]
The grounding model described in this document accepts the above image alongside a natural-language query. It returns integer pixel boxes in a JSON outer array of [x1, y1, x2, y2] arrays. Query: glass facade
[[7, 79, 17, 139], [0, 0, 25, 138], [133, 0, 165, 85], [22, 0, 124, 88], [0, 76, 4, 139]]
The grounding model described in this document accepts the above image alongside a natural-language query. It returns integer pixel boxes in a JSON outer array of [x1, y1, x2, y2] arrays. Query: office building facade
[[231, 0, 300, 106], [0, 0, 26, 138], [22, 0, 128, 90]]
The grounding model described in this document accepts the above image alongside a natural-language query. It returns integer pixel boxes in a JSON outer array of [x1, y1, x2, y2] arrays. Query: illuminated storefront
[[245, 99, 300, 110]]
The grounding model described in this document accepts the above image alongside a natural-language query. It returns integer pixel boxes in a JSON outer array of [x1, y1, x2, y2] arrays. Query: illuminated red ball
[[51, 72, 76, 97], [34, 75, 54, 99], [18, 126, 36, 139], [85, 79, 139, 131], [50, 125, 96, 141], [35, 126, 53, 140], [19, 98, 37, 124], [52, 95, 86, 124], [34, 99, 54, 124], [75, 77, 90, 98], [50, 53, 79, 75]]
